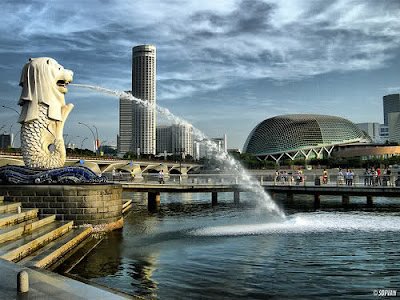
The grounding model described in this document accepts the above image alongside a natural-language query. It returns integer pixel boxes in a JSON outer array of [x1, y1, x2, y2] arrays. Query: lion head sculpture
[[18, 57, 74, 169], [18, 57, 73, 123]]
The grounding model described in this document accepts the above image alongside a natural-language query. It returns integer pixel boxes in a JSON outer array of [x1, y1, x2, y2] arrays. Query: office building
[[118, 45, 157, 156], [0, 134, 12, 149], [383, 94, 400, 126], [380, 125, 389, 143], [171, 124, 193, 157], [388, 112, 400, 144], [118, 94, 133, 154], [156, 124, 193, 157], [356, 122, 380, 142], [156, 126, 172, 154]]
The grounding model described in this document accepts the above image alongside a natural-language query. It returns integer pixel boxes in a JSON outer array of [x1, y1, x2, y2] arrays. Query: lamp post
[[78, 122, 97, 154], [80, 137, 88, 149], [93, 125, 99, 155], [1, 105, 19, 115]]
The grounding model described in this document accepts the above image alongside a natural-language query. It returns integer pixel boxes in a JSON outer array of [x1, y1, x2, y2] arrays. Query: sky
[[0, 0, 399, 150]]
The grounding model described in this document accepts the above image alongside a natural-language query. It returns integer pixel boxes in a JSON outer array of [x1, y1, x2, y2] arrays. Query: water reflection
[[65, 192, 400, 299]]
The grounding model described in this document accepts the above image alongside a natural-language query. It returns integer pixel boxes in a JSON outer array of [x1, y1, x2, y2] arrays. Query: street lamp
[[1, 105, 19, 115], [93, 125, 99, 155], [80, 137, 88, 149], [78, 122, 97, 154]]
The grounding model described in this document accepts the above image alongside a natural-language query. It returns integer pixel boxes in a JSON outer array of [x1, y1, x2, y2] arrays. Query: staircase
[[0, 196, 93, 270]]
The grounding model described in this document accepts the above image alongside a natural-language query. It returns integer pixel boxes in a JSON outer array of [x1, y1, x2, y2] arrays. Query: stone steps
[[0, 202, 21, 214], [0, 215, 55, 243], [54, 235, 104, 273], [0, 199, 98, 270], [0, 209, 38, 228], [0, 221, 73, 262], [18, 226, 93, 269]]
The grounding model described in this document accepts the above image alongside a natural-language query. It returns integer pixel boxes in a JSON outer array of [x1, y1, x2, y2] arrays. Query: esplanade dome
[[243, 114, 370, 158]]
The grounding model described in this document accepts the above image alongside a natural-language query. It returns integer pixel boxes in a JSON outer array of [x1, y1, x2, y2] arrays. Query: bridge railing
[[105, 171, 400, 187]]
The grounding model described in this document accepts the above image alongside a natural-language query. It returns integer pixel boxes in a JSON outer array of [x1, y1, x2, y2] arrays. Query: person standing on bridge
[[338, 168, 344, 185], [348, 170, 354, 186], [158, 170, 165, 184], [322, 169, 328, 184]]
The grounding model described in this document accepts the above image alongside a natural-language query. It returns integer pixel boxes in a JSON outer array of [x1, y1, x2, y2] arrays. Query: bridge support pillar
[[367, 195, 373, 206], [342, 195, 350, 206], [212, 192, 218, 206], [314, 193, 320, 209], [234, 191, 240, 205], [287, 193, 294, 202], [148, 191, 160, 211]]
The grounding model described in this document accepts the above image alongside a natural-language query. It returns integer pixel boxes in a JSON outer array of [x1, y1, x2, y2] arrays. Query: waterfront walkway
[[0, 258, 128, 299]]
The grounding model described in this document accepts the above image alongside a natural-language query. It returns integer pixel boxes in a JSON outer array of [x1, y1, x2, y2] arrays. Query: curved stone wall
[[0, 184, 123, 226]]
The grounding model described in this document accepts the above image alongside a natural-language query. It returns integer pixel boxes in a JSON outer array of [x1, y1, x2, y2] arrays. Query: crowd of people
[[363, 167, 391, 186], [336, 169, 354, 185], [274, 167, 394, 186]]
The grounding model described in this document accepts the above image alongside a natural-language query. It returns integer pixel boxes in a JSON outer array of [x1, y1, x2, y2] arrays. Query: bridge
[[0, 154, 201, 175], [121, 174, 400, 210]]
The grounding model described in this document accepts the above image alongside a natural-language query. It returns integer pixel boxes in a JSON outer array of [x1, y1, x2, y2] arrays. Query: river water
[[70, 193, 400, 299]]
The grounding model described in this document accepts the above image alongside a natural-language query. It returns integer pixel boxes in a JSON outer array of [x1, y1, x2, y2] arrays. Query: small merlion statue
[[18, 57, 74, 169]]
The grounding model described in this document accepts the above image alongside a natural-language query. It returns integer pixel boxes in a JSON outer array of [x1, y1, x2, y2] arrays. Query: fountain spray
[[70, 83, 285, 218]]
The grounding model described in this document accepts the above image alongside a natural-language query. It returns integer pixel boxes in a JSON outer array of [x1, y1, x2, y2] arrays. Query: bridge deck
[[121, 182, 400, 197]]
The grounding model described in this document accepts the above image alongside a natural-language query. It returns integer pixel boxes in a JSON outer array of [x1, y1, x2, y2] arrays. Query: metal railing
[[107, 172, 400, 187]]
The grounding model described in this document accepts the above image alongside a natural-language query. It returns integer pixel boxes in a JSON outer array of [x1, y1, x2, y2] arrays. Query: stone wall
[[0, 184, 122, 226]]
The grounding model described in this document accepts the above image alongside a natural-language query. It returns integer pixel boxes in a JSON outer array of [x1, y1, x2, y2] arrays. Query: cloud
[[1, 0, 399, 101], [0, 0, 399, 147]]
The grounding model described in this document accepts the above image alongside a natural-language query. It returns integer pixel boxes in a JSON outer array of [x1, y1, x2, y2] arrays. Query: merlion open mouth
[[56, 80, 69, 87]]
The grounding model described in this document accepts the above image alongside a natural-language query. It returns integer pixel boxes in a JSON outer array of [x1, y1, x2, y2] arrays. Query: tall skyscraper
[[383, 94, 400, 126], [118, 94, 133, 154], [118, 45, 156, 156], [132, 45, 156, 155]]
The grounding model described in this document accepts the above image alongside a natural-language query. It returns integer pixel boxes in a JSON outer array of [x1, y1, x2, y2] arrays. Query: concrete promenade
[[0, 258, 128, 299]]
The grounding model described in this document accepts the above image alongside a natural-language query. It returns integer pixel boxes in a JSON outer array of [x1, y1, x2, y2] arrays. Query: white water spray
[[70, 83, 285, 218]]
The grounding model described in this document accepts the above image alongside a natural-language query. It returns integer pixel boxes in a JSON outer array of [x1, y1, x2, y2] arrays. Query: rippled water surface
[[70, 193, 400, 299]]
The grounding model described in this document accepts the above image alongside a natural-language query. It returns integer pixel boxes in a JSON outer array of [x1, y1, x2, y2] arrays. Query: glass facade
[[243, 114, 370, 156]]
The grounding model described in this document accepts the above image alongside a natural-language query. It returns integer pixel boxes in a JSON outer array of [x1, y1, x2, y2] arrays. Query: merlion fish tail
[[21, 103, 73, 169]]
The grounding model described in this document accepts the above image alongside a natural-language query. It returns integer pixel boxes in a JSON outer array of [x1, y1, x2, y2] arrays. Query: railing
[[110, 172, 400, 187]]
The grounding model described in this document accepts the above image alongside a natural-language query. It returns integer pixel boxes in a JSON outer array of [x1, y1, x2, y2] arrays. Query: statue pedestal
[[0, 184, 123, 228]]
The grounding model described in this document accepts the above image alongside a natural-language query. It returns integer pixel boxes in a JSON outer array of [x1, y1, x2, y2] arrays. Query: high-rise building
[[0, 134, 12, 149], [380, 125, 389, 143], [383, 94, 400, 126], [156, 126, 172, 154], [118, 93, 133, 154], [356, 122, 380, 142], [171, 124, 193, 157], [118, 45, 157, 156], [388, 112, 400, 144]]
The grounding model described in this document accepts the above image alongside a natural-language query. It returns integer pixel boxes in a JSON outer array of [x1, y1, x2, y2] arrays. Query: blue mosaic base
[[0, 165, 107, 184]]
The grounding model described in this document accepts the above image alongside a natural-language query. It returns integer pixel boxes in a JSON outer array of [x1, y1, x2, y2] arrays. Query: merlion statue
[[18, 57, 74, 169]]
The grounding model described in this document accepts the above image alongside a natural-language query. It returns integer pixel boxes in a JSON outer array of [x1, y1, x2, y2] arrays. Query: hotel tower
[[118, 45, 156, 155]]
